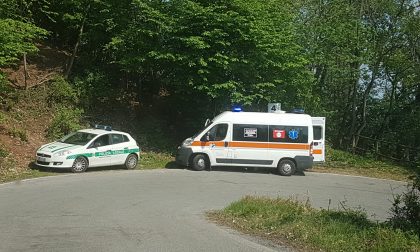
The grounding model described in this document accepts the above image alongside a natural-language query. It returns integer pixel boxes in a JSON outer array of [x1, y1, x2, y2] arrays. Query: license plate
[[37, 157, 46, 162]]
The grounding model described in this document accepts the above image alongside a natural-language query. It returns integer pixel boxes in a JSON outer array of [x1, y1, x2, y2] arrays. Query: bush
[[47, 106, 84, 140], [47, 76, 78, 106], [0, 111, 5, 124], [0, 146, 7, 159], [389, 174, 420, 236], [8, 127, 28, 142], [73, 70, 114, 107]]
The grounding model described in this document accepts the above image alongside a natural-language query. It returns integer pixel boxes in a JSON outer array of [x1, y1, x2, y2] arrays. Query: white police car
[[35, 125, 140, 173]]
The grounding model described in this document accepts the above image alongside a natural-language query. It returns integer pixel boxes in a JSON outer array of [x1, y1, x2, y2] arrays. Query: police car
[[35, 125, 140, 173]]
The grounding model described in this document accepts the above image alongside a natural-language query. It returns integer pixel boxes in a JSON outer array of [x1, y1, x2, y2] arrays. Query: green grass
[[0, 166, 55, 184], [208, 196, 420, 251], [139, 151, 176, 169], [313, 147, 417, 181]]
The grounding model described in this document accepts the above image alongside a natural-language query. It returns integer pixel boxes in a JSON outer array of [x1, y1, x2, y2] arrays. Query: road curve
[[0, 169, 407, 252]]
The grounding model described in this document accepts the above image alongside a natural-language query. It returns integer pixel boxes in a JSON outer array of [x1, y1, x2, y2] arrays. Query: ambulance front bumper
[[35, 153, 74, 168], [176, 146, 193, 167]]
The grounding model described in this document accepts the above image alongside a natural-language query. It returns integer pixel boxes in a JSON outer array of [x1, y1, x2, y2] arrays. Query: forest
[[1, 0, 419, 164]]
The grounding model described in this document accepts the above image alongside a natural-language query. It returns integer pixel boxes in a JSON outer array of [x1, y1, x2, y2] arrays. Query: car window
[[111, 134, 125, 144], [123, 135, 129, 142], [92, 134, 110, 147]]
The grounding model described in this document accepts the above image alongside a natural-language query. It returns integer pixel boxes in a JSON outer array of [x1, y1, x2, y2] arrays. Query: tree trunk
[[65, 5, 90, 79], [353, 63, 379, 147]]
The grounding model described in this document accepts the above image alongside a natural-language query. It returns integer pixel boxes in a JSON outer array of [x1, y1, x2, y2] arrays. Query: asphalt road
[[0, 169, 407, 252]]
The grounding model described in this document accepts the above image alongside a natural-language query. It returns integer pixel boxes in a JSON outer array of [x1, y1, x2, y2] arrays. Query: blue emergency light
[[232, 105, 243, 112], [290, 108, 305, 114]]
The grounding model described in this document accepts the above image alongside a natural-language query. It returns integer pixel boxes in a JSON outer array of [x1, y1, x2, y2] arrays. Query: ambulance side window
[[269, 125, 308, 143], [232, 124, 268, 142], [201, 124, 228, 141]]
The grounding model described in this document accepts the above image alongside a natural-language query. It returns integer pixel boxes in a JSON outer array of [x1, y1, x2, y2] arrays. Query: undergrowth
[[209, 196, 420, 251], [313, 146, 415, 181]]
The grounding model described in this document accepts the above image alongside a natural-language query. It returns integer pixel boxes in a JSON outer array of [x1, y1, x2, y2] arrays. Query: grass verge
[[312, 147, 417, 181], [0, 167, 55, 184], [208, 196, 420, 252], [139, 151, 176, 169]]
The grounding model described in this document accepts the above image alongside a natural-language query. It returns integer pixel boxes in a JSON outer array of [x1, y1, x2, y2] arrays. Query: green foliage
[[73, 70, 114, 106], [0, 18, 47, 66], [389, 175, 420, 236], [48, 76, 78, 106], [0, 146, 8, 159], [47, 106, 84, 140], [213, 196, 420, 251], [0, 111, 5, 125], [8, 128, 28, 142], [107, 0, 312, 108]]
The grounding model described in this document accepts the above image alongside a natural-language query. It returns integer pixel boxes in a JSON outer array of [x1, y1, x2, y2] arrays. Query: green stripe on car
[[66, 148, 140, 160], [66, 153, 94, 159], [51, 145, 76, 153]]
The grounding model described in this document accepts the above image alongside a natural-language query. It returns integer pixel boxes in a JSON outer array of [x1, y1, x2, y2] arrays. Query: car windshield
[[59, 132, 97, 145]]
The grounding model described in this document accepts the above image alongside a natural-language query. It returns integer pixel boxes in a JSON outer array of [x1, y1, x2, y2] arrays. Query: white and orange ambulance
[[176, 109, 325, 176]]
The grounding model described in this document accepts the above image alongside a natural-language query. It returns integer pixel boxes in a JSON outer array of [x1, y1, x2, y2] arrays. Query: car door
[[88, 134, 112, 167], [312, 117, 326, 162], [200, 123, 232, 165], [108, 133, 129, 165]]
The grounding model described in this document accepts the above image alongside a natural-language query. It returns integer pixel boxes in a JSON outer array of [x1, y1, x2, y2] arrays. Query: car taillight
[[310, 142, 314, 156]]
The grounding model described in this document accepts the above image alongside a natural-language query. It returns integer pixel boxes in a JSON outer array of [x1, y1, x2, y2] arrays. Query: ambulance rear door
[[312, 117, 326, 162]]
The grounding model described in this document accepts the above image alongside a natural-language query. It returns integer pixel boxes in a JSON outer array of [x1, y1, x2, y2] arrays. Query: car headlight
[[55, 150, 72, 157], [182, 138, 194, 147]]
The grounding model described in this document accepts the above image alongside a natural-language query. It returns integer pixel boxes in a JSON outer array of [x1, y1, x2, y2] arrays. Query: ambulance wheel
[[192, 154, 208, 171], [278, 159, 296, 176], [125, 154, 138, 170], [71, 156, 89, 173]]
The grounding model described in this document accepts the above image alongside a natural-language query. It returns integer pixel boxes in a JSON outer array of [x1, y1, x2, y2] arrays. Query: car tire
[[191, 154, 208, 171], [71, 156, 89, 173], [125, 154, 138, 170], [277, 159, 296, 176]]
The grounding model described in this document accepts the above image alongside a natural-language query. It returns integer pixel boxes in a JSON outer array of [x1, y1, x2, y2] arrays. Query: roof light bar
[[94, 124, 112, 131]]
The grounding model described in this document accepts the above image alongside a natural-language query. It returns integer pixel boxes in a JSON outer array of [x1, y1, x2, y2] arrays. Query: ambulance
[[176, 108, 325, 176]]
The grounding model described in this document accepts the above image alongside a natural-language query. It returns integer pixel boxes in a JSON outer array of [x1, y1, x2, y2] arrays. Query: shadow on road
[[163, 161, 306, 176], [29, 162, 127, 173]]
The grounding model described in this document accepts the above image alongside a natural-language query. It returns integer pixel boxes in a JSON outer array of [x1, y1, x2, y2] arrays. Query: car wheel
[[192, 154, 208, 171], [71, 156, 89, 173], [125, 154, 138, 170], [277, 159, 296, 176]]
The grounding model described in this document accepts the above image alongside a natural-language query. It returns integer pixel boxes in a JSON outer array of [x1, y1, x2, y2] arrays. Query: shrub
[[47, 76, 78, 106], [73, 70, 114, 106], [0, 146, 7, 159], [47, 106, 84, 140], [388, 174, 420, 236], [0, 111, 5, 124], [8, 127, 28, 142]]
